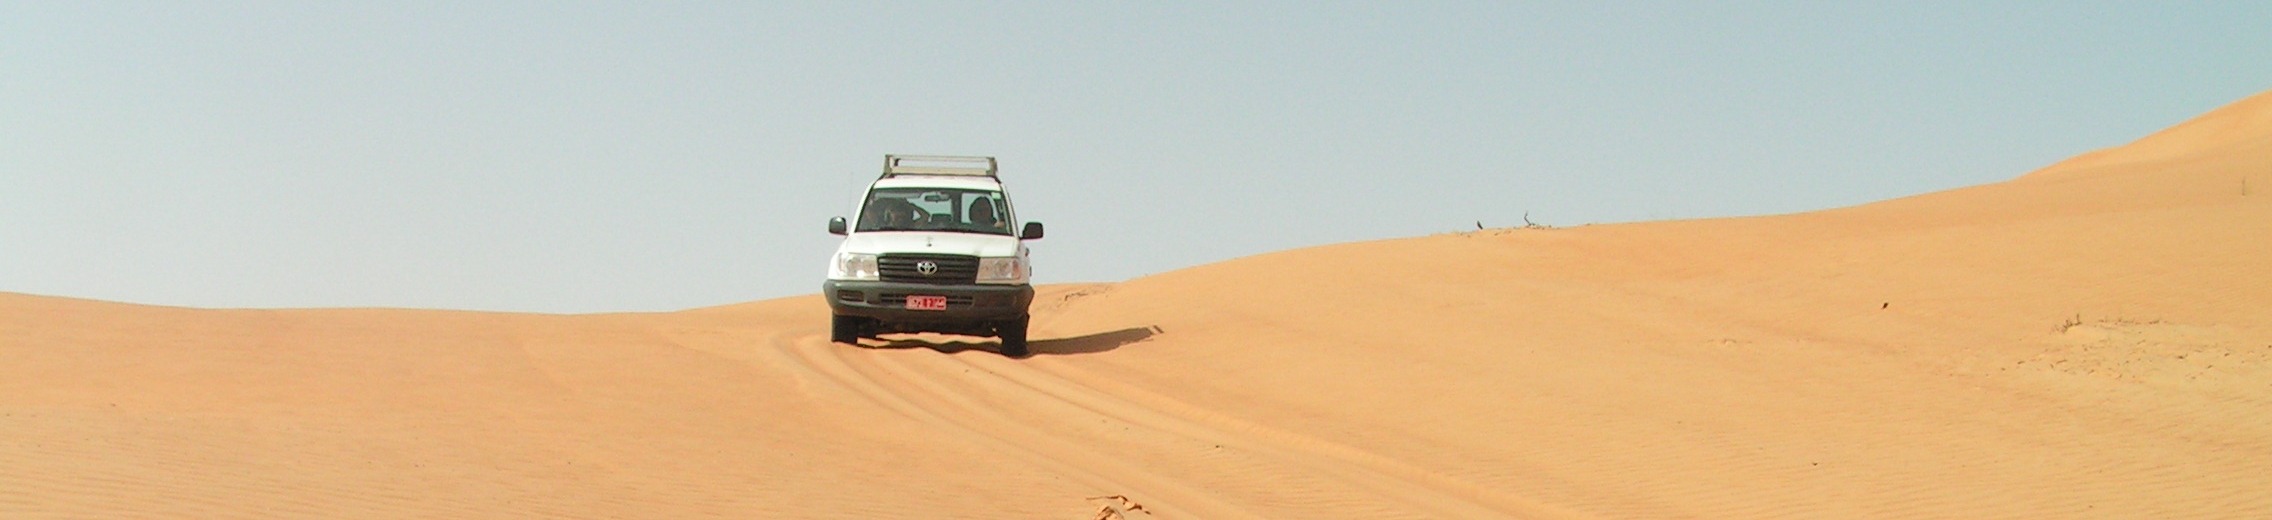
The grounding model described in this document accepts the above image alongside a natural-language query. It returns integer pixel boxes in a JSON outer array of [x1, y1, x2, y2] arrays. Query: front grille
[[878, 254, 978, 284], [878, 293, 976, 308]]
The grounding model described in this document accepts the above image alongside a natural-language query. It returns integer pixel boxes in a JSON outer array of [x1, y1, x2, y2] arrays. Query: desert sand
[[5, 90, 2269, 519]]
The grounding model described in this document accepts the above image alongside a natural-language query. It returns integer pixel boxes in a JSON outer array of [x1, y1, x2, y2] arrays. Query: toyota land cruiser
[[823, 155, 1044, 357]]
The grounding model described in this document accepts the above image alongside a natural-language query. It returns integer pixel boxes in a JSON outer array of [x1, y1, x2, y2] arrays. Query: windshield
[[855, 188, 1012, 235]]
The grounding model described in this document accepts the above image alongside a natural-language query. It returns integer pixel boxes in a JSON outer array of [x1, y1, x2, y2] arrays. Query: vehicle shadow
[[1030, 326, 1161, 355], [865, 325, 1161, 357]]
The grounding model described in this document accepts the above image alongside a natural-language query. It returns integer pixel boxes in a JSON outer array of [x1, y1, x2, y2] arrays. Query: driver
[[868, 199, 924, 229]]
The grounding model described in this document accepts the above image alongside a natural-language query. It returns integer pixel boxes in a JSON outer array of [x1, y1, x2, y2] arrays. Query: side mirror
[[828, 217, 847, 235], [1020, 222, 1044, 240]]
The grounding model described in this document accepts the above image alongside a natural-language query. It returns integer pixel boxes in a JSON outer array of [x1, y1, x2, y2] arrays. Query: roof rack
[[882, 154, 997, 178]]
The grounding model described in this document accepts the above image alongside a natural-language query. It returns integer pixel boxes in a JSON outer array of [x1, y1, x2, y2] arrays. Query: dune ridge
[[5, 89, 2270, 518], [2031, 89, 2272, 178]]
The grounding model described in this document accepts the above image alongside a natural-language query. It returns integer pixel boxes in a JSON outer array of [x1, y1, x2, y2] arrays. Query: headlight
[[830, 253, 878, 280], [976, 257, 1027, 283]]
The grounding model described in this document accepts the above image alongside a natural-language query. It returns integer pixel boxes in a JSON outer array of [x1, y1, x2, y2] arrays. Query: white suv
[[823, 155, 1044, 357]]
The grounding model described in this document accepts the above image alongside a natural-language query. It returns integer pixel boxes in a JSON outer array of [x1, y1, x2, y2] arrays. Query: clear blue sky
[[5, 2, 2268, 313]]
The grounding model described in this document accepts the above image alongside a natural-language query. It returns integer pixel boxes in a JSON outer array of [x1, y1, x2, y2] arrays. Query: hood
[[837, 231, 1022, 258]]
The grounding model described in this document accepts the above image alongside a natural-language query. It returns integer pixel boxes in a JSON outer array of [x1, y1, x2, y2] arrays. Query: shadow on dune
[[867, 326, 1161, 357], [1030, 326, 1162, 355]]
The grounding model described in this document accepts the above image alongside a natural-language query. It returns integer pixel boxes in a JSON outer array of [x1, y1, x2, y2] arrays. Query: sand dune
[[6, 90, 2270, 519]]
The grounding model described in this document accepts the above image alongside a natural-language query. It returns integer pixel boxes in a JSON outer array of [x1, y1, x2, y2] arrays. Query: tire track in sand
[[776, 333, 1262, 519], [780, 328, 1591, 519], [933, 352, 1592, 519]]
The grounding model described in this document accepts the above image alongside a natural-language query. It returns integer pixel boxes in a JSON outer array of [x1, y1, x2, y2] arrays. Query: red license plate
[[905, 295, 948, 311]]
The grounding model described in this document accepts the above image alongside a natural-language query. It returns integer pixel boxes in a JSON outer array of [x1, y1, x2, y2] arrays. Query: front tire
[[830, 315, 863, 345], [996, 316, 1030, 358]]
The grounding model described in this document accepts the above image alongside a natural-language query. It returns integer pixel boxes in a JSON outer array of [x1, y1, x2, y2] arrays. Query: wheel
[[996, 316, 1030, 358], [830, 315, 862, 345]]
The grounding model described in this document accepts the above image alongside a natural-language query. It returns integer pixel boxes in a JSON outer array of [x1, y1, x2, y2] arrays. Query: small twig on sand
[[1521, 212, 1551, 230]]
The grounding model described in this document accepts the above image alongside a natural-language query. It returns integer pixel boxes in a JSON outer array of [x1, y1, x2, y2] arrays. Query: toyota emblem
[[915, 260, 938, 275]]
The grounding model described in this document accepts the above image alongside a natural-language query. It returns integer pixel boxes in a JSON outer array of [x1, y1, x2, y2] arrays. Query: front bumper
[[822, 280, 1034, 322]]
